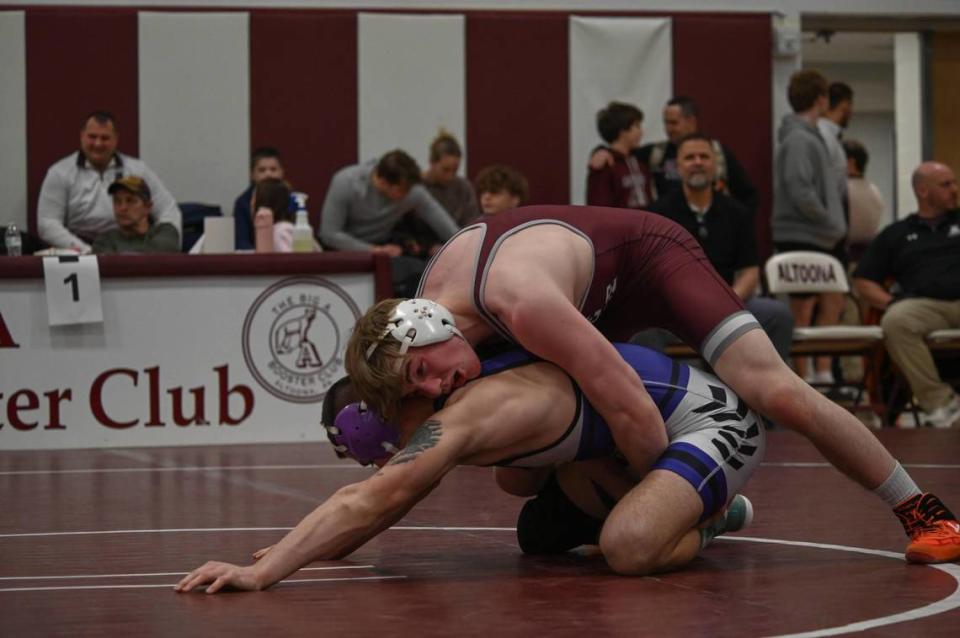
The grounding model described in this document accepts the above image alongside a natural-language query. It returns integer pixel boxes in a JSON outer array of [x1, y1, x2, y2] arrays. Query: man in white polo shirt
[[36, 110, 182, 253]]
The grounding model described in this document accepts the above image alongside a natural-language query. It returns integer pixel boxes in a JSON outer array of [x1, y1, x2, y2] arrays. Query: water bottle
[[254, 207, 274, 253], [4, 224, 22, 257], [290, 192, 315, 253]]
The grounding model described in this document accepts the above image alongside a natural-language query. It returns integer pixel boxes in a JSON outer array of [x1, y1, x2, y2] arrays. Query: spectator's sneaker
[[895, 410, 921, 429], [922, 395, 960, 429], [823, 385, 862, 403], [894, 493, 960, 564]]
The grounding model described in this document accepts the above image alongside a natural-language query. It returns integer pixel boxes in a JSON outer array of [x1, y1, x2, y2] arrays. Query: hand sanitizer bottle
[[291, 192, 314, 253]]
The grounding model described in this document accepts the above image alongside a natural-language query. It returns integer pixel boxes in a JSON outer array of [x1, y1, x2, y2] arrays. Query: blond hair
[[344, 298, 408, 421]]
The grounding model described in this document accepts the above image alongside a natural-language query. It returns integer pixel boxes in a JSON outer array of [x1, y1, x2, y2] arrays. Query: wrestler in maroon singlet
[[418, 205, 760, 366]]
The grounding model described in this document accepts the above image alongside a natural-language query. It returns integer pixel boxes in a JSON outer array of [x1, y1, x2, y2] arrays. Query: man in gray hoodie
[[319, 149, 460, 295], [318, 149, 458, 253], [773, 70, 848, 385]]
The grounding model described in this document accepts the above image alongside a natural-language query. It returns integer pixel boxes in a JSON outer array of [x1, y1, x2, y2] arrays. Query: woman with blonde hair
[[423, 129, 480, 226], [392, 129, 481, 260]]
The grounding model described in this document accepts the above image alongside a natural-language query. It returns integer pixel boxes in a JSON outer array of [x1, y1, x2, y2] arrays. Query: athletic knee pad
[[516, 474, 604, 555]]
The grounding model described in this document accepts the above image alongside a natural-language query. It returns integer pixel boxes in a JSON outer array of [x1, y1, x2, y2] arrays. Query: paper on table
[[202, 217, 235, 254]]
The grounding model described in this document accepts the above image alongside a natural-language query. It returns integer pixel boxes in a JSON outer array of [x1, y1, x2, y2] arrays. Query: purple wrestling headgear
[[325, 401, 401, 466]]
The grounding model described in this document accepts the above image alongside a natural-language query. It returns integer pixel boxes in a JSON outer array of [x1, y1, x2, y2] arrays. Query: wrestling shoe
[[894, 492, 960, 564], [722, 494, 754, 534], [700, 495, 754, 549]]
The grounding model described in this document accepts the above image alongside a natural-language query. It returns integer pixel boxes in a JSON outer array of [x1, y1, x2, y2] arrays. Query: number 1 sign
[[42, 256, 104, 326]]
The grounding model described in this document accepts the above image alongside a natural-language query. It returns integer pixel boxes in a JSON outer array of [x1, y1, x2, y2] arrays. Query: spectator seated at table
[[318, 150, 458, 296], [234, 146, 291, 251], [92, 176, 180, 254], [391, 130, 481, 259], [37, 110, 181, 253]]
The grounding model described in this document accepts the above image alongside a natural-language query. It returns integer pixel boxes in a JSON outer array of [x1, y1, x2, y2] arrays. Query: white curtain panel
[[0, 12, 27, 228], [139, 12, 250, 216], [358, 12, 466, 173], [894, 32, 923, 219], [569, 16, 672, 205]]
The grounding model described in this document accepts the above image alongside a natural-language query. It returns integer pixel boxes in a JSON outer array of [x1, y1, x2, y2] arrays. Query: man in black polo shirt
[[853, 161, 960, 429], [641, 133, 794, 362]]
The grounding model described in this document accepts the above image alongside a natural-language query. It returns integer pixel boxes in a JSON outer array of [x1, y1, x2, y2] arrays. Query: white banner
[[569, 16, 672, 205], [139, 11, 250, 219], [358, 12, 466, 172], [0, 11, 26, 230], [0, 272, 374, 450]]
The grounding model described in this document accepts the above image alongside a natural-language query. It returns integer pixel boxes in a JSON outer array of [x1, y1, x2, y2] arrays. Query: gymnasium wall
[[0, 7, 772, 254]]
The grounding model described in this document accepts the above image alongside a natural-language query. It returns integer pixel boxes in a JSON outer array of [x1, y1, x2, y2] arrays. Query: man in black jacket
[[644, 133, 793, 362]]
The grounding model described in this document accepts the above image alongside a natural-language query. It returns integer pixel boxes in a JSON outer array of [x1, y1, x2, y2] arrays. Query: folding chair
[[765, 251, 886, 422], [888, 328, 960, 427]]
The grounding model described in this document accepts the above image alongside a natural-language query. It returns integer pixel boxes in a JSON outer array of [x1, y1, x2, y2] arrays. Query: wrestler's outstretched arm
[[485, 280, 668, 475], [175, 418, 471, 594]]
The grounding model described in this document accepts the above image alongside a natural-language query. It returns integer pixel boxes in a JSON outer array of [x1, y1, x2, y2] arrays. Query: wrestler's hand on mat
[[252, 545, 274, 560], [174, 561, 261, 594]]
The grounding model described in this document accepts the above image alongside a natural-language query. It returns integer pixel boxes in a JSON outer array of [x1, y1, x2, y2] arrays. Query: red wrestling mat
[[1, 430, 958, 637]]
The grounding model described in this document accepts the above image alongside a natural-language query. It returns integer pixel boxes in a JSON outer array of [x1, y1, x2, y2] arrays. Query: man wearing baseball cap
[[91, 175, 180, 254], [37, 111, 182, 253]]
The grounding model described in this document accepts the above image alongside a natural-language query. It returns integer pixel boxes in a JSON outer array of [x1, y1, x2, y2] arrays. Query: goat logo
[[243, 277, 361, 403]]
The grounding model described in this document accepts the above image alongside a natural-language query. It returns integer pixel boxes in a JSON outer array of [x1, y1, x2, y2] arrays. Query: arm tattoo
[[387, 419, 443, 466]]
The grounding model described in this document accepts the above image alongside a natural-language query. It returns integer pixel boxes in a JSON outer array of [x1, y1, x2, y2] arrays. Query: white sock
[[874, 462, 921, 508], [699, 513, 727, 549]]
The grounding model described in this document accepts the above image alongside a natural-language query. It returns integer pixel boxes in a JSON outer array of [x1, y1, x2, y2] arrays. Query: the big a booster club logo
[[242, 277, 361, 403]]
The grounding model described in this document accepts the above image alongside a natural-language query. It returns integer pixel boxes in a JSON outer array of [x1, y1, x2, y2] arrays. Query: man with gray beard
[[646, 133, 794, 363]]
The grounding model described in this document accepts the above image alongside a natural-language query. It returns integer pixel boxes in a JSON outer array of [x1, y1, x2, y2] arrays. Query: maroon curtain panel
[[250, 11, 358, 229], [25, 9, 139, 233], [673, 13, 773, 258], [466, 13, 570, 207]]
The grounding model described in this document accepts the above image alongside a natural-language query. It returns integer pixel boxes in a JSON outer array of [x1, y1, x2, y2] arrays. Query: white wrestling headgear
[[365, 299, 464, 360]]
